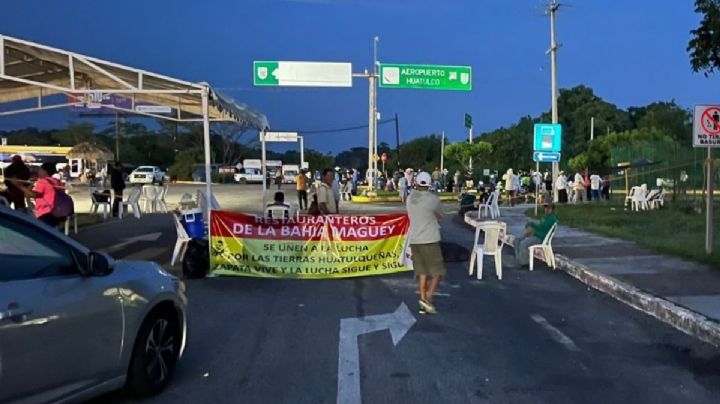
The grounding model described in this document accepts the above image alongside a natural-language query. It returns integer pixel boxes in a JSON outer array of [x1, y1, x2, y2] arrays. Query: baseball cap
[[416, 171, 432, 187], [11, 155, 22, 163]]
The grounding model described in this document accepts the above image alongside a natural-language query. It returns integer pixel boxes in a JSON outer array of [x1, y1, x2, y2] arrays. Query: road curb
[[553, 254, 720, 348], [463, 212, 720, 347]]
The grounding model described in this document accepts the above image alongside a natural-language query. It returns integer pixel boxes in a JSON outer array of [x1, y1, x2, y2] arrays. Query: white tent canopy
[[0, 33, 269, 220]]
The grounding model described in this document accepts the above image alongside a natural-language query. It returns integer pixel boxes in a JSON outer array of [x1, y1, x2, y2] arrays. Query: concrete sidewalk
[[462, 206, 720, 347]]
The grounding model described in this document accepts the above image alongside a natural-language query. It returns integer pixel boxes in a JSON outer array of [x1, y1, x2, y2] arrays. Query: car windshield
[[136, 167, 154, 172]]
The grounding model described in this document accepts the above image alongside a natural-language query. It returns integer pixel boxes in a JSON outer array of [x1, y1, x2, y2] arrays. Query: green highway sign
[[253, 61, 352, 87], [464, 113, 472, 128], [379, 63, 472, 91]]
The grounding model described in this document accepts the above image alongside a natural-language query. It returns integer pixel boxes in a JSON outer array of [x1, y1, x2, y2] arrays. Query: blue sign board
[[533, 123, 562, 152], [533, 151, 561, 163]]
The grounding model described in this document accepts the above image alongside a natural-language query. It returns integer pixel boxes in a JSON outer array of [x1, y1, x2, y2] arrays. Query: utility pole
[[363, 36, 381, 192], [468, 124, 473, 172], [548, 0, 560, 202], [440, 131, 445, 179], [367, 69, 375, 191], [395, 113, 401, 168], [114, 111, 120, 161], [590, 116, 595, 141]]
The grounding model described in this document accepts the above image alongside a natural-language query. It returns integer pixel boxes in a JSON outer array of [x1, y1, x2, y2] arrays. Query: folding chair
[[529, 222, 558, 271]]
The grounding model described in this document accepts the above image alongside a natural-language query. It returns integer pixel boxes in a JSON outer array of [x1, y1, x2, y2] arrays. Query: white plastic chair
[[157, 184, 169, 213], [644, 189, 660, 210], [631, 187, 648, 211], [529, 222, 558, 271], [119, 188, 142, 219], [171, 214, 191, 266], [489, 190, 501, 218], [89, 189, 110, 219], [468, 221, 506, 280], [478, 191, 497, 219], [651, 191, 665, 209], [265, 206, 290, 219], [142, 185, 161, 213], [625, 186, 638, 207]]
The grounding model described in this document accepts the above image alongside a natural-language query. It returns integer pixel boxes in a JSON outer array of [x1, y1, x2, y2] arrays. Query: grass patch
[[527, 201, 720, 268]]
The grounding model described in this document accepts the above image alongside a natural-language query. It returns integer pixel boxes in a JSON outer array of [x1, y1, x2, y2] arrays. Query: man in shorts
[[406, 171, 445, 315]]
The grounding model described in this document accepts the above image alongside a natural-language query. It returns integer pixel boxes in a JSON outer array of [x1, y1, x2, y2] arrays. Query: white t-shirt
[[574, 173, 585, 190], [556, 175, 567, 190], [406, 190, 443, 244], [316, 182, 338, 214], [590, 174, 602, 190]]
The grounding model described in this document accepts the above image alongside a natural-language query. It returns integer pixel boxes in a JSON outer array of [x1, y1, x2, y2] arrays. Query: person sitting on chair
[[266, 191, 290, 219], [513, 203, 558, 267]]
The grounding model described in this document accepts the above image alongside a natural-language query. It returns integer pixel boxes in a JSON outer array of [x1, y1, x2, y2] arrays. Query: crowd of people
[[1, 155, 75, 227]]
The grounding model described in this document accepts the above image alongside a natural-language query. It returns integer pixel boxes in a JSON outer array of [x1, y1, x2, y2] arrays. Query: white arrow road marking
[[530, 314, 580, 352], [103, 232, 163, 253], [337, 302, 416, 404]]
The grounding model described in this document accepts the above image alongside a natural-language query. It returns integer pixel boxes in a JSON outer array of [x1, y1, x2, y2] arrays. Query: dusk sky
[[2, 0, 718, 154]]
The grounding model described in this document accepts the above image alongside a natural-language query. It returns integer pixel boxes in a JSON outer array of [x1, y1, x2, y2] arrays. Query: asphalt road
[[76, 197, 720, 404]]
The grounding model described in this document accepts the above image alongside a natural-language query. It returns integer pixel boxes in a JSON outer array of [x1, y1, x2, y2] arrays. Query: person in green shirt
[[514, 203, 558, 266]]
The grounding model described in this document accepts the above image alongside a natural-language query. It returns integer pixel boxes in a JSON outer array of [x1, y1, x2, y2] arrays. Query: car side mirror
[[87, 251, 114, 277]]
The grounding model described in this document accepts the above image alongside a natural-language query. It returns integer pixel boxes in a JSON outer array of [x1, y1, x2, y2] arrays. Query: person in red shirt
[[12, 162, 65, 227]]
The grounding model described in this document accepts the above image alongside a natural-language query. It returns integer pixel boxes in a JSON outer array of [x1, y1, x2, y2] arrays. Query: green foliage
[[168, 147, 203, 180], [397, 134, 443, 172], [304, 149, 334, 172], [567, 153, 589, 172], [688, 0, 720, 76], [444, 141, 493, 172]]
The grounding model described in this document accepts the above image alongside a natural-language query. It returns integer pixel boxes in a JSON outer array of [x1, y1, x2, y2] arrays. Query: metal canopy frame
[[0, 33, 270, 220]]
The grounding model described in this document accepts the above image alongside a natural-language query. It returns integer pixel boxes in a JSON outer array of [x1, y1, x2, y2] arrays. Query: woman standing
[[12, 162, 68, 227]]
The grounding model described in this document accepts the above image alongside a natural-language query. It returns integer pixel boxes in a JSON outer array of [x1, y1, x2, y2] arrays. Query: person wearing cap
[[3, 155, 31, 211], [514, 203, 558, 267], [406, 171, 445, 315]]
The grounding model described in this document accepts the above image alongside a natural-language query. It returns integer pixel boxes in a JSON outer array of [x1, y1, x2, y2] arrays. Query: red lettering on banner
[[211, 211, 408, 242]]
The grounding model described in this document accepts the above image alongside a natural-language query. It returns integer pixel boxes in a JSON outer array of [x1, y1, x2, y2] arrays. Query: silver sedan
[[0, 206, 187, 403]]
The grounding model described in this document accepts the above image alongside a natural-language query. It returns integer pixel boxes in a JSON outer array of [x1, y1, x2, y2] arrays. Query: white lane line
[[530, 314, 581, 352]]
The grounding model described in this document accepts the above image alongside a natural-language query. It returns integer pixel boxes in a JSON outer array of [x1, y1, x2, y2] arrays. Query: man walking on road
[[295, 169, 309, 210], [407, 171, 445, 315]]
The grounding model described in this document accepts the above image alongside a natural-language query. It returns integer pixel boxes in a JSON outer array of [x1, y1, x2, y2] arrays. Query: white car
[[130, 166, 165, 184], [0, 206, 187, 403], [234, 168, 264, 184]]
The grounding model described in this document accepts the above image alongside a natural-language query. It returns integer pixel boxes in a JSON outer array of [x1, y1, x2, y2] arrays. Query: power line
[[274, 117, 397, 135]]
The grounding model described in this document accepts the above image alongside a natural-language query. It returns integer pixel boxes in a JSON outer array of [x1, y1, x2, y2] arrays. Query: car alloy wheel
[[145, 318, 175, 385]]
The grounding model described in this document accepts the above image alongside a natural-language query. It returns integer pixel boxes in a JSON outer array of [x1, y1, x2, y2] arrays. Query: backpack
[[183, 238, 209, 279], [43, 179, 75, 218]]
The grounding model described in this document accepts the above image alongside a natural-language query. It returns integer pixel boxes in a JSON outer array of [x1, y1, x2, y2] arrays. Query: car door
[[0, 215, 123, 403]]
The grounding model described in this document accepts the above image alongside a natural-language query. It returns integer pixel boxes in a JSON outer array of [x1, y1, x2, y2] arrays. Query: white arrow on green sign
[[379, 63, 472, 91], [253, 61, 352, 87]]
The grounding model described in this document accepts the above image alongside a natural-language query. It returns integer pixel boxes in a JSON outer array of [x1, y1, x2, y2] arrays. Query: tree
[[212, 122, 256, 165], [444, 141, 493, 173], [304, 149, 335, 173], [688, 0, 720, 76]]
